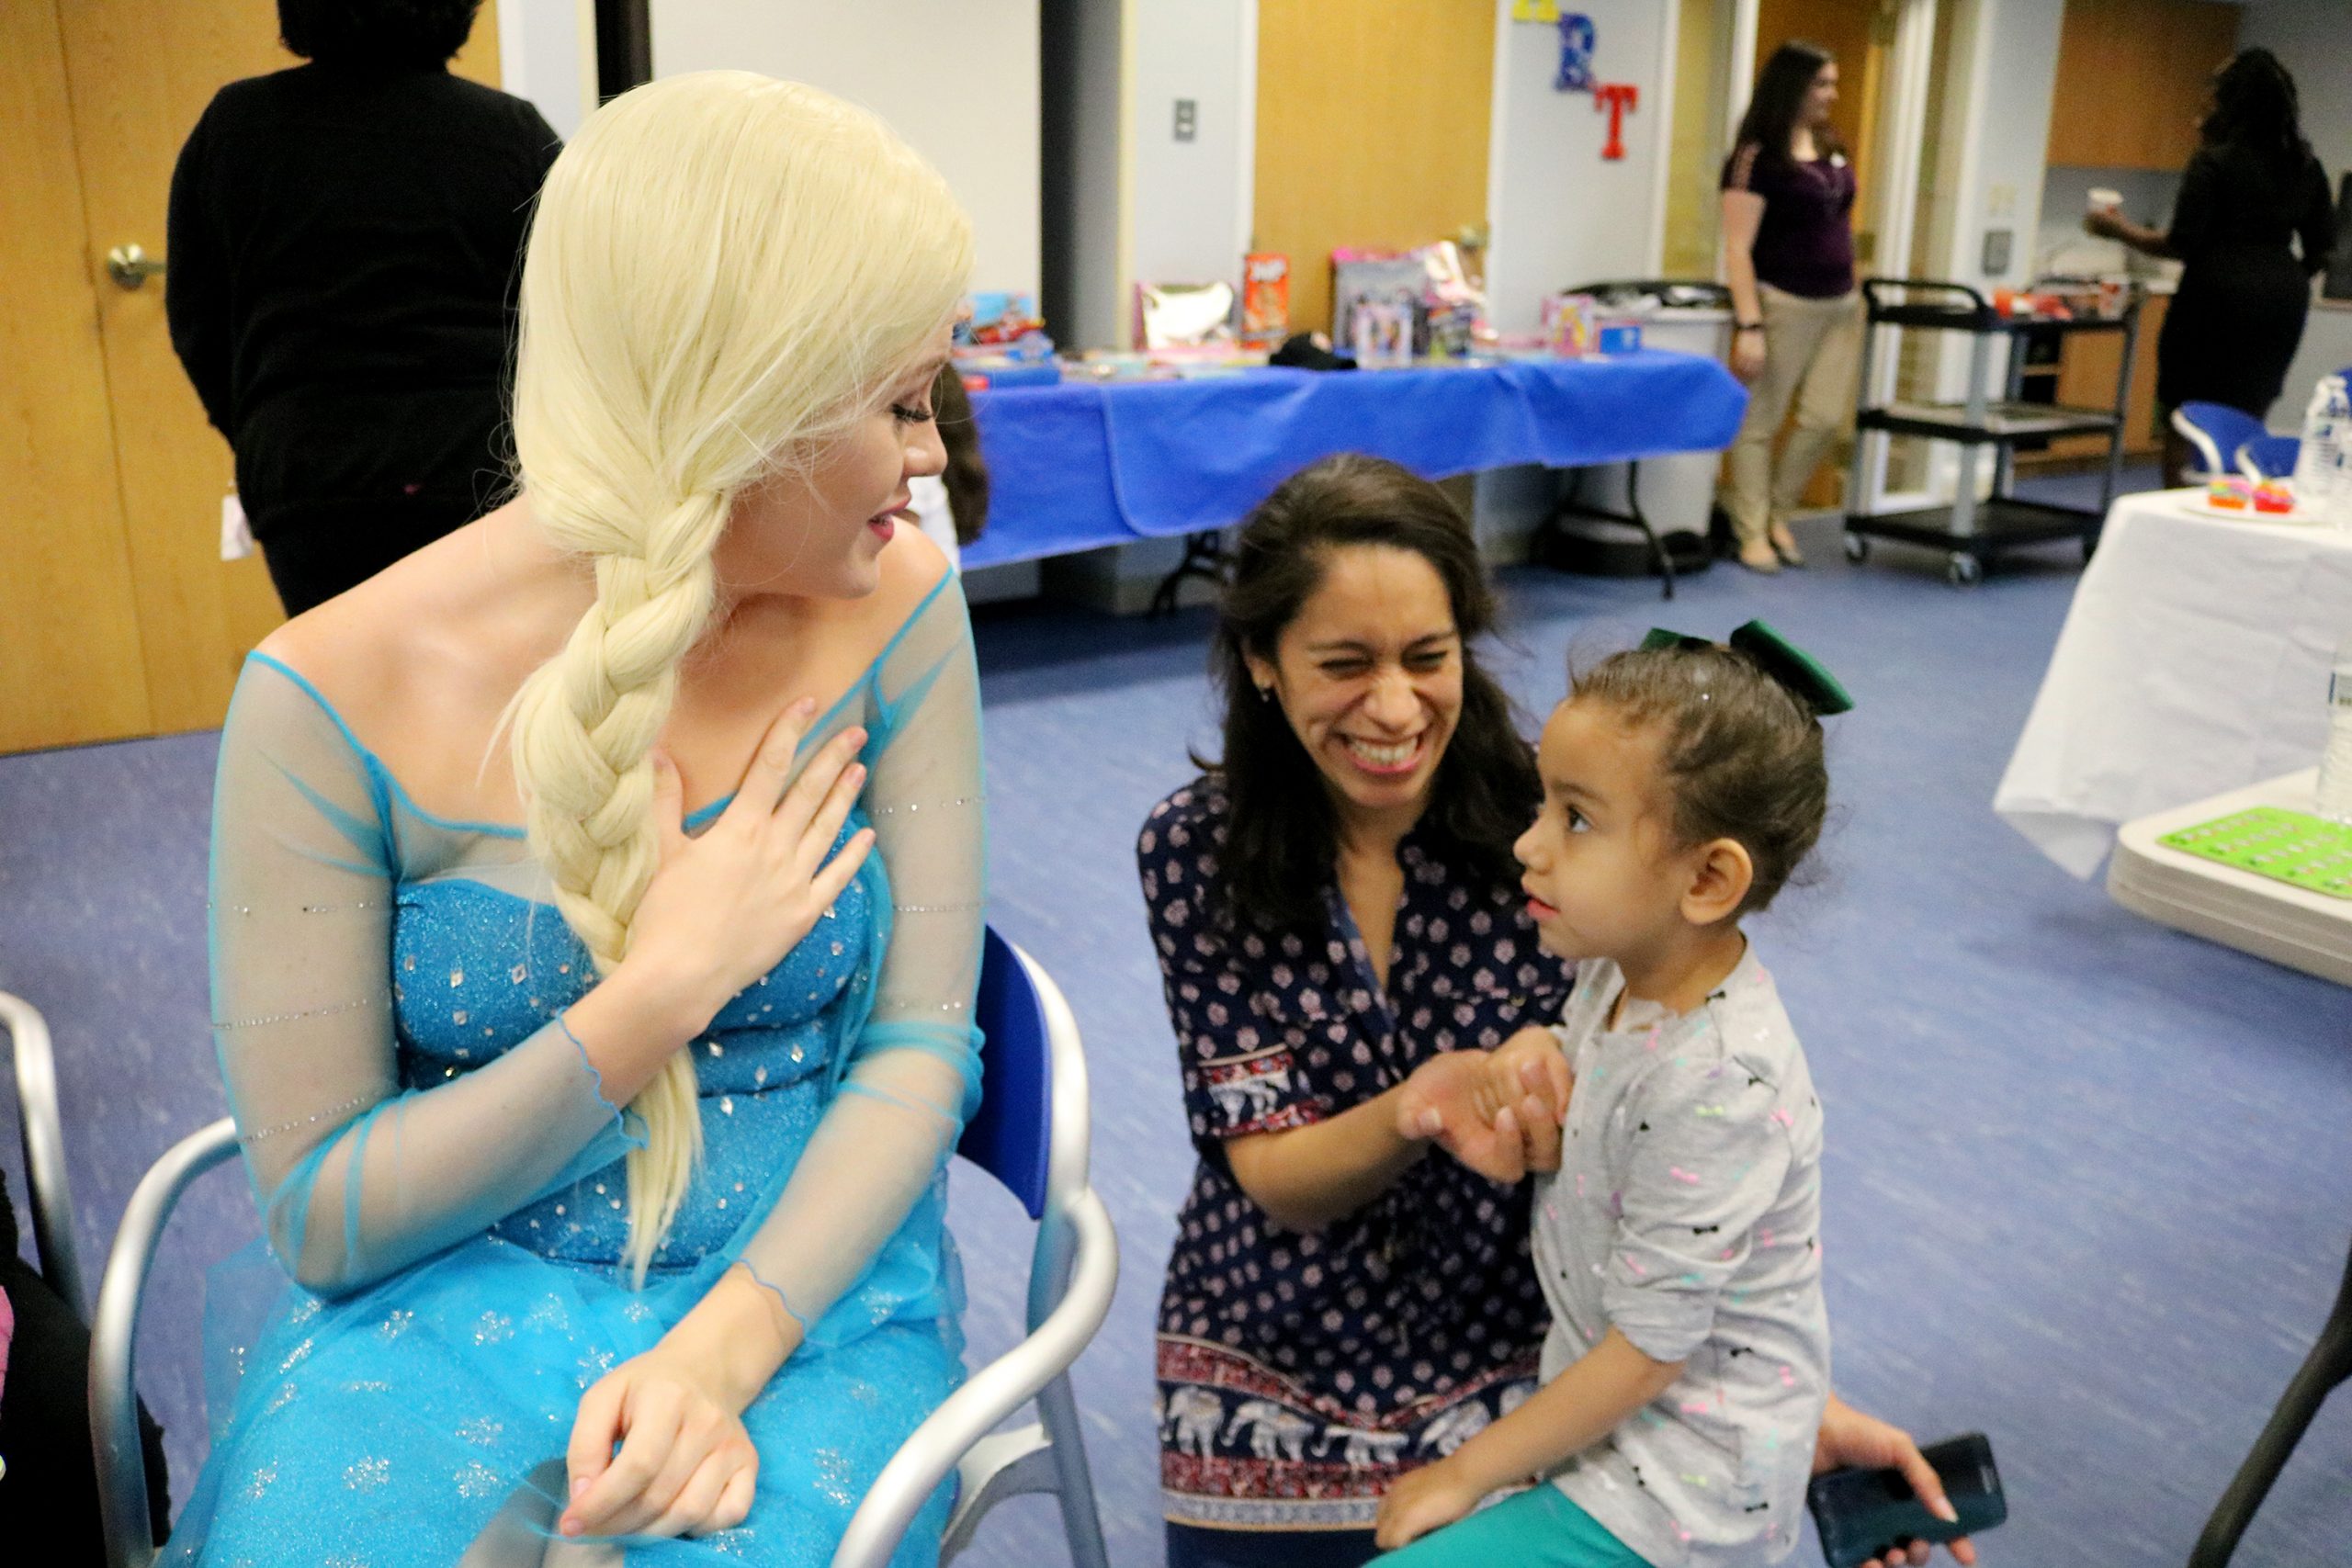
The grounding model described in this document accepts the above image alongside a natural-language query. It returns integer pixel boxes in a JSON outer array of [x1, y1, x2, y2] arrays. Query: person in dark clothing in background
[[2087, 48, 2339, 487], [0, 1169, 170, 1563], [165, 0, 560, 615]]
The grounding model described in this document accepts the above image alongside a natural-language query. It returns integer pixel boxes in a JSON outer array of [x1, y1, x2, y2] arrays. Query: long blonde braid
[[505, 73, 972, 1283]]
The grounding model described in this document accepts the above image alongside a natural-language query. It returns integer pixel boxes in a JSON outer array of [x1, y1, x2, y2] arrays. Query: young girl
[[1374, 624, 1851, 1567]]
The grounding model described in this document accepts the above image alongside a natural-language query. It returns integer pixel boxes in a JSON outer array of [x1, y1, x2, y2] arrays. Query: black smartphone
[[1806, 1431, 2006, 1568]]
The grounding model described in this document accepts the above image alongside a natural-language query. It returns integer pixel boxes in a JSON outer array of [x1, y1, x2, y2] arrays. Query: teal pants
[[1374, 1484, 1653, 1568]]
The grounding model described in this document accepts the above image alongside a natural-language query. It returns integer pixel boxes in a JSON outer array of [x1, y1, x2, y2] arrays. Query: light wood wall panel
[[2049, 0, 2239, 172], [1253, 0, 1497, 336], [20, 1, 505, 751], [0, 1, 153, 752]]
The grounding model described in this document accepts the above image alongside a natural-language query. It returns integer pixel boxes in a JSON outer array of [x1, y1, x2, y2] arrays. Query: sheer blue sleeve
[[209, 657, 637, 1296], [731, 569, 986, 1338]]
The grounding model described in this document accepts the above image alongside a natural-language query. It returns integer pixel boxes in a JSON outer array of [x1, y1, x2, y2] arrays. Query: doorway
[[1660, 0, 1961, 518], [1, 0, 503, 755]]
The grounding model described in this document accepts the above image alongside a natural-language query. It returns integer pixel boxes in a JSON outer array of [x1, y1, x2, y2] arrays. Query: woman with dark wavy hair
[[165, 0, 560, 614], [1139, 454, 1568, 1568], [1138, 457, 1968, 1568], [2087, 47, 2338, 484]]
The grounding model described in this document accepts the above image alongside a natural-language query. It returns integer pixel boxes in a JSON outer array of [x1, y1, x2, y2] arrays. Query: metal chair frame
[[91, 1115, 235, 1568], [90, 935, 1115, 1568], [2233, 433, 2301, 483], [2188, 1233, 2352, 1567], [4, 989, 88, 1314], [836, 931, 1116, 1568]]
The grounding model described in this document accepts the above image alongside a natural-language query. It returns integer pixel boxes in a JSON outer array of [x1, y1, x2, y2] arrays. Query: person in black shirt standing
[[1718, 42, 1863, 576], [165, 0, 560, 615], [2087, 48, 2338, 488]]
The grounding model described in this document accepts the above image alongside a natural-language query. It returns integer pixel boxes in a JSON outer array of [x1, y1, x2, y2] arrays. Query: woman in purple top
[[1719, 41, 1865, 576], [1140, 457, 1979, 1568]]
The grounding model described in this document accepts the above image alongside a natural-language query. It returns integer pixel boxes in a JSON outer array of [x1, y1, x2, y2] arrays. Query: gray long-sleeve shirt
[[1532, 951, 1828, 1567]]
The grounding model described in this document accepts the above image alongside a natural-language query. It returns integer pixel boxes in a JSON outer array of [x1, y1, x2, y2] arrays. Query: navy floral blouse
[[1141, 777, 1575, 1532]]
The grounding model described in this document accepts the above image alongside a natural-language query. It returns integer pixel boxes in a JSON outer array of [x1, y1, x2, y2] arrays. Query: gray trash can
[[1565, 303, 1733, 543]]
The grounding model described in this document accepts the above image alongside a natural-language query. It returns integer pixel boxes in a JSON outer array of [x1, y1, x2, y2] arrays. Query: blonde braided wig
[[506, 72, 972, 1283]]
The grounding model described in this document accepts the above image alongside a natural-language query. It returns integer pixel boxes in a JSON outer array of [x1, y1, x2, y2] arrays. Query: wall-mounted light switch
[[1982, 228, 2013, 276], [1174, 99, 1197, 142]]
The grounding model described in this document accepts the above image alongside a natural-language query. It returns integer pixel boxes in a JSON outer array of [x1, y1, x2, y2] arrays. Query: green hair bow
[[1637, 619, 1855, 716]]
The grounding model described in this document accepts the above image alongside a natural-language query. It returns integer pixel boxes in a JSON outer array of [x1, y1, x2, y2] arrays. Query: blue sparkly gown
[[174, 573, 985, 1566]]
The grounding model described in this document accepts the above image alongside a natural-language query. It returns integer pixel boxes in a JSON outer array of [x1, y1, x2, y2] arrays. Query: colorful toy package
[[1331, 242, 1489, 364], [1331, 250, 1428, 352], [1135, 281, 1237, 349], [1542, 292, 1597, 355], [1241, 254, 1291, 348], [1351, 301, 1414, 369], [960, 291, 1046, 347]]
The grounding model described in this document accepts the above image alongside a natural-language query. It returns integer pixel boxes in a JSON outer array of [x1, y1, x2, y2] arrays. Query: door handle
[[106, 244, 166, 290]]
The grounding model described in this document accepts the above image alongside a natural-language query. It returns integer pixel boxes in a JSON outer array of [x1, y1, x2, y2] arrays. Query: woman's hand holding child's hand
[[1394, 1028, 1573, 1183], [1373, 1458, 1486, 1550], [1487, 1027, 1573, 1153]]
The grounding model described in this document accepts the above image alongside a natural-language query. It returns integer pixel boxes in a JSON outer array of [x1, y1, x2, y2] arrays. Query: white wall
[[2037, 165, 2184, 276], [648, 0, 1043, 298], [1932, 0, 2063, 294], [2239, 0, 2352, 428], [495, 0, 593, 141], [1122, 0, 1254, 315], [1482, 0, 1677, 333]]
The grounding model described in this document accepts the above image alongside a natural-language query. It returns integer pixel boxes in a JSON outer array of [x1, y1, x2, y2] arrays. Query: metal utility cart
[[1843, 277, 2143, 586]]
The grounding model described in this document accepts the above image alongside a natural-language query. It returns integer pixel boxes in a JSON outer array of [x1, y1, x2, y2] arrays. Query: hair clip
[[1638, 620, 1854, 716]]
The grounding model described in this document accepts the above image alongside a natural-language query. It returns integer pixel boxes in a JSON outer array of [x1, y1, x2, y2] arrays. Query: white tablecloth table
[[1995, 490, 2352, 877]]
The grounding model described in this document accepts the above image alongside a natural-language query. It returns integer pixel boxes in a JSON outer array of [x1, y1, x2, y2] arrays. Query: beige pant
[[1721, 284, 1865, 547]]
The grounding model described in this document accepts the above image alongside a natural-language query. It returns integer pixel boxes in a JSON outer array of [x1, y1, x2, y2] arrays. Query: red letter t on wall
[[1595, 83, 1639, 161]]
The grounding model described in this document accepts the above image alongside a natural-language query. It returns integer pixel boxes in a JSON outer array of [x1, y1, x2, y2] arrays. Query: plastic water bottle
[[2321, 629, 2352, 822], [2292, 375, 2349, 524], [2335, 388, 2352, 530]]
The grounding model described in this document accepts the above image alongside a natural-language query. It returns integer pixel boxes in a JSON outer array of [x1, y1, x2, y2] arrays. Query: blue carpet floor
[[4, 473, 2348, 1566]]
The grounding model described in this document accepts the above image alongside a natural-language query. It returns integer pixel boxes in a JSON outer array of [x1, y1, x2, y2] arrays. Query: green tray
[[2158, 807, 2352, 899]]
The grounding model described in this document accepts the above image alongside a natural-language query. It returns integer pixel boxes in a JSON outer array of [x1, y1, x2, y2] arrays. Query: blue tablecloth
[[961, 350, 1746, 569]]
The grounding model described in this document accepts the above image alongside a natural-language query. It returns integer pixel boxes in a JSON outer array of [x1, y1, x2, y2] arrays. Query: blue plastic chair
[[89, 929, 1117, 1568], [838, 927, 1117, 1566], [2172, 401, 2267, 480], [2236, 434, 2301, 481]]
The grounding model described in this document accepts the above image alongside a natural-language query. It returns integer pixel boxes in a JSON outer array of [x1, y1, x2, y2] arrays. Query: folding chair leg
[[1035, 1371, 1110, 1568], [2188, 1237, 2352, 1568]]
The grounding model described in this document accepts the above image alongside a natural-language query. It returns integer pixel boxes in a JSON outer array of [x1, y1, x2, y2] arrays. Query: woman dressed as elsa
[[178, 73, 984, 1563]]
